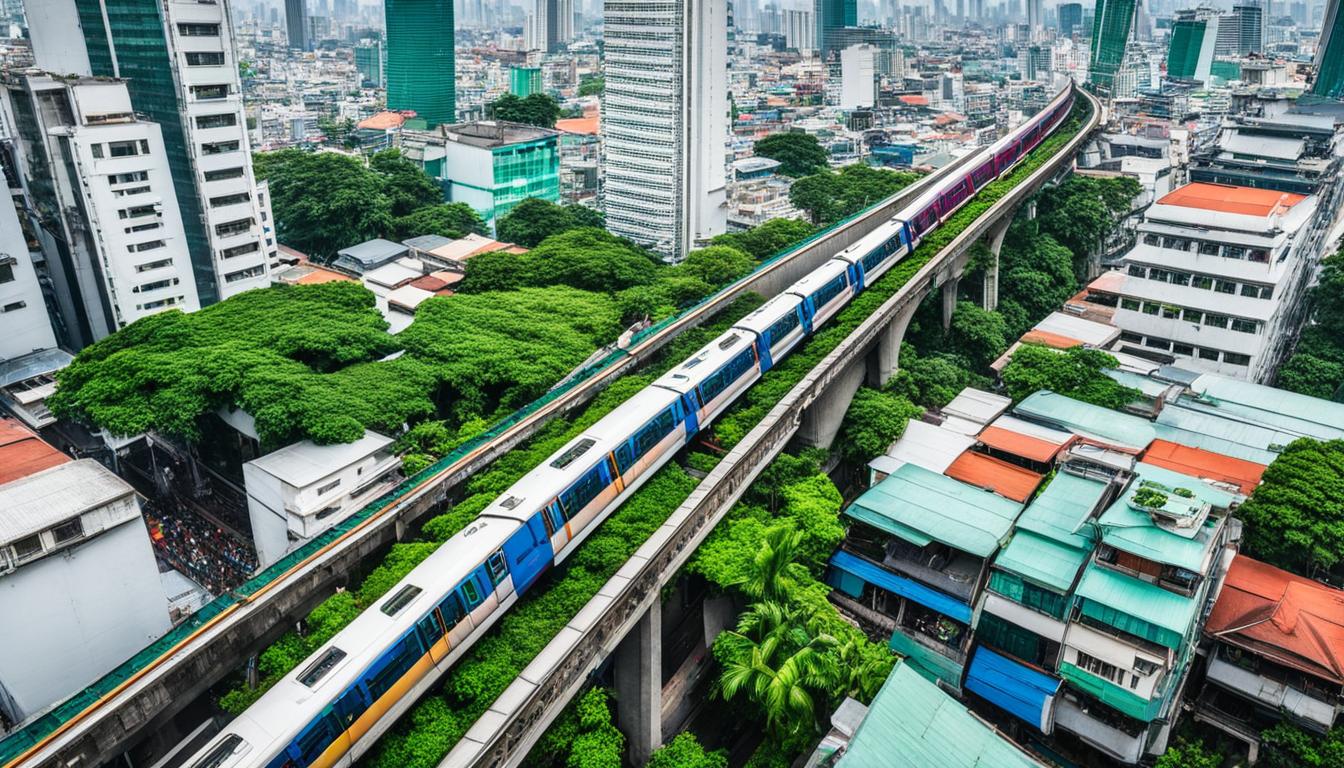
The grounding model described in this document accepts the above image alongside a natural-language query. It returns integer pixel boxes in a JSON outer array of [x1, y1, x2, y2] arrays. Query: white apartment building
[[24, 0, 272, 309], [602, 0, 728, 261], [243, 432, 401, 568], [840, 45, 878, 109], [0, 75, 200, 344], [1099, 182, 1318, 382], [0, 185, 56, 361]]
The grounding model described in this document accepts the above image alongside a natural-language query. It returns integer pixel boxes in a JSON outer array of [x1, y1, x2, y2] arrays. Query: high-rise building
[[784, 8, 814, 51], [603, 0, 728, 260], [1089, 0, 1138, 96], [526, 0, 575, 52], [355, 39, 383, 87], [839, 44, 878, 108], [1026, 0, 1043, 32], [1167, 8, 1221, 83], [510, 66, 543, 96], [21, 0, 272, 310], [386, 0, 455, 128], [1232, 4, 1265, 54], [1019, 44, 1052, 80], [1313, 0, 1344, 99], [1059, 2, 1083, 36], [286, 0, 310, 50], [404, 122, 561, 227], [815, 0, 857, 56]]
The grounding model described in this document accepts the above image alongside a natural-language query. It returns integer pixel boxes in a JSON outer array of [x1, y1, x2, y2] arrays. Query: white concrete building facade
[[0, 188, 56, 361]]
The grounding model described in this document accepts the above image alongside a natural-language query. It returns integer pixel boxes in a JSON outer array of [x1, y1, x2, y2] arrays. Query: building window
[[1126, 264, 1145, 278], [1198, 241, 1219, 256], [1076, 651, 1125, 685], [185, 51, 226, 66], [129, 240, 166, 253], [91, 144, 104, 158], [136, 258, 174, 273], [108, 140, 148, 157], [224, 265, 265, 283], [1230, 318, 1259, 334], [1224, 352, 1251, 366], [1144, 337, 1171, 350], [1182, 309, 1203, 324], [195, 113, 237, 129], [109, 170, 149, 185], [204, 167, 245, 182], [1161, 304, 1180, 319], [209, 192, 250, 208], [114, 186, 152, 197], [0, 262, 13, 284], [125, 222, 161, 234], [1172, 343, 1194, 356], [1199, 348, 1220, 361], [191, 84, 229, 101], [1192, 275, 1213, 290], [1141, 302, 1160, 316], [1120, 297, 1141, 311], [177, 22, 220, 36], [51, 518, 83, 544], [1214, 280, 1237, 295], [1170, 271, 1191, 286], [1119, 331, 1142, 343], [2, 301, 26, 312], [1204, 314, 1229, 329], [139, 296, 182, 310], [316, 479, 341, 495], [12, 534, 41, 559], [134, 278, 179, 293], [215, 218, 254, 237], [120, 204, 157, 220], [221, 242, 260, 259], [201, 140, 240, 155]]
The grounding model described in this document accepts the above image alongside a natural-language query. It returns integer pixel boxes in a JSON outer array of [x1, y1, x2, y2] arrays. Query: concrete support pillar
[[868, 300, 921, 387], [614, 601, 662, 765], [798, 358, 867, 449], [1025, 199, 1037, 220], [982, 217, 1012, 313], [941, 276, 960, 331]]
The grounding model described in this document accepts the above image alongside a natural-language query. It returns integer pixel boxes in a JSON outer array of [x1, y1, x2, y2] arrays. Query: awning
[[830, 550, 973, 624], [965, 647, 1062, 733]]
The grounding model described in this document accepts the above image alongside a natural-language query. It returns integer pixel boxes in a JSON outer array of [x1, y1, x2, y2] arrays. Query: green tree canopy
[[711, 217, 815, 260], [1238, 439, 1344, 578], [647, 734, 727, 768], [253, 149, 395, 259], [461, 228, 658, 294], [678, 245, 754, 289], [1279, 252, 1344, 399], [495, 197, 602, 248], [489, 93, 561, 128], [577, 76, 604, 97], [1258, 722, 1344, 768], [999, 344, 1141, 409], [1036, 175, 1140, 272], [948, 300, 1008, 371], [753, 132, 830, 177], [837, 387, 922, 464], [391, 203, 486, 241], [789, 165, 920, 226]]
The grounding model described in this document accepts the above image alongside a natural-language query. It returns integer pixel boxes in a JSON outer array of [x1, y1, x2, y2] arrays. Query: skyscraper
[[23, 0, 273, 306], [1232, 4, 1264, 54], [1026, 0, 1043, 32], [1089, 0, 1138, 96], [1059, 2, 1082, 36], [1167, 8, 1221, 82], [603, 0, 728, 260], [526, 0, 575, 52], [1313, 0, 1344, 99], [355, 40, 383, 87], [815, 0, 857, 56], [286, 0, 310, 50], [386, 0, 456, 127]]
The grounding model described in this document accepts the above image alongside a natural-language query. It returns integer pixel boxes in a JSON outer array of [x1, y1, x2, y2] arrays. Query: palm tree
[[733, 523, 805, 603], [831, 638, 894, 702], [716, 622, 838, 737]]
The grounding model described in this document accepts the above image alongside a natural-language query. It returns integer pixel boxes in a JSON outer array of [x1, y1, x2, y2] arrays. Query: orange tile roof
[[1156, 182, 1306, 217], [899, 94, 929, 106], [1020, 329, 1082, 349], [296, 266, 356, 285], [1140, 439, 1265, 496], [977, 425, 1068, 464], [556, 115, 600, 135], [1205, 555, 1344, 685], [356, 111, 407, 131], [943, 451, 1043, 503], [0, 418, 69, 485]]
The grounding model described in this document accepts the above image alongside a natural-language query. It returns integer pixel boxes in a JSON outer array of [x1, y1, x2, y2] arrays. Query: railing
[[444, 84, 1102, 768]]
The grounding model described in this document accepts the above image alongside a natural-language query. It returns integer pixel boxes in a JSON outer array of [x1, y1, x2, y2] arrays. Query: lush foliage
[[999, 344, 1141, 408], [1280, 251, 1344, 400], [577, 75, 604, 96], [789, 165, 921, 226], [1258, 723, 1344, 768], [1036, 174, 1141, 273], [647, 733, 728, 768], [1153, 737, 1223, 768], [752, 133, 830, 177], [710, 218, 817, 261], [392, 203, 487, 241], [489, 93, 561, 128], [837, 387, 922, 464], [888, 345, 987, 408], [461, 228, 657, 294], [371, 149, 444, 217], [495, 198, 605, 249], [1238, 438, 1344, 578]]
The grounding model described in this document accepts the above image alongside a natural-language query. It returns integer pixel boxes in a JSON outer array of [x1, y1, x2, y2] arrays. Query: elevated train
[[183, 84, 1075, 768]]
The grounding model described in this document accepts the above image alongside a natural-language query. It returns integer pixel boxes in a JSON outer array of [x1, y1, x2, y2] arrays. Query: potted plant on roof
[[1131, 486, 1170, 512]]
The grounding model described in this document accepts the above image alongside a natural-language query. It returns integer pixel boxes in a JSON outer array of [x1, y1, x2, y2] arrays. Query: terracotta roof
[[1019, 329, 1082, 349], [0, 418, 69, 485], [943, 451, 1044, 503], [977, 425, 1066, 464], [555, 115, 600, 135], [1205, 555, 1344, 685], [1140, 439, 1265, 496], [356, 111, 407, 131], [1156, 182, 1306, 217], [898, 95, 930, 106], [295, 265, 356, 285]]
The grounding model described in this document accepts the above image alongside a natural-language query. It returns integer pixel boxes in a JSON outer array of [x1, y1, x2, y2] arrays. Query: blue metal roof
[[830, 550, 973, 624], [965, 647, 1062, 732]]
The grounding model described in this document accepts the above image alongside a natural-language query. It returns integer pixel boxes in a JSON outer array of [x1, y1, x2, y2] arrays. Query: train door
[[503, 516, 552, 595]]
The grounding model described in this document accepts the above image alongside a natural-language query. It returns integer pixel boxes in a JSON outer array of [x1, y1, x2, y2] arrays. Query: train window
[[861, 249, 885, 274], [295, 715, 340, 766], [550, 438, 595, 469], [333, 686, 369, 728], [540, 508, 557, 536], [559, 465, 607, 519], [614, 441, 636, 474], [765, 310, 799, 345], [417, 613, 443, 644], [298, 647, 347, 687], [191, 735, 244, 768], [363, 637, 419, 701], [487, 551, 508, 584], [717, 333, 740, 350], [461, 578, 483, 607], [632, 407, 676, 459], [695, 348, 755, 406], [810, 274, 848, 308], [439, 592, 466, 628], [380, 585, 423, 617]]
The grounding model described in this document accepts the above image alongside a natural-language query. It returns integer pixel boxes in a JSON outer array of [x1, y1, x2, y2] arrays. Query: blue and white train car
[[785, 259, 853, 330], [651, 329, 762, 430], [731, 294, 808, 373]]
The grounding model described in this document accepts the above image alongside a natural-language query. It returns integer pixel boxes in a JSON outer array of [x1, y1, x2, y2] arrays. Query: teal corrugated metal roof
[[994, 530, 1087, 593], [1095, 463, 1228, 572], [1189, 374, 1344, 440], [1074, 563, 1199, 639], [1014, 391, 1156, 450], [1158, 402, 1299, 460], [839, 663, 1045, 768], [1104, 369, 1173, 398], [845, 464, 1023, 557], [1152, 421, 1280, 466], [1015, 471, 1107, 549], [1131, 462, 1239, 507]]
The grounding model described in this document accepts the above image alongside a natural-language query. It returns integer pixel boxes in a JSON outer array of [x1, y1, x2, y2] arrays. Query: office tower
[[510, 66, 543, 96], [1232, 4, 1264, 54], [386, 0, 455, 127], [839, 44, 877, 108], [1026, 0, 1042, 31], [1089, 0, 1138, 96], [815, 0, 857, 56], [784, 9, 815, 50], [603, 0, 728, 260], [526, 0, 574, 51], [0, 75, 201, 346], [1314, 0, 1344, 98], [22, 0, 273, 308], [1168, 8, 1220, 82], [355, 40, 383, 87], [286, 0, 310, 49], [969, 0, 985, 19], [1019, 43, 1051, 79], [1059, 2, 1082, 36]]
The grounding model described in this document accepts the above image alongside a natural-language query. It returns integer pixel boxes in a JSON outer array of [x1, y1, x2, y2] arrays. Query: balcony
[[1054, 694, 1147, 765], [844, 532, 982, 604], [1204, 654, 1338, 733]]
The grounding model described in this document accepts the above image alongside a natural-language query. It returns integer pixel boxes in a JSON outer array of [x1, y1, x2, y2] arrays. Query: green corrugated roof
[[839, 663, 1044, 768], [994, 530, 1088, 593], [1095, 463, 1228, 572], [1131, 462, 1238, 508], [1152, 421, 1279, 466], [1015, 471, 1107, 549], [1189, 374, 1344, 440], [1074, 563, 1199, 640], [845, 464, 1023, 557], [1014, 391, 1155, 450]]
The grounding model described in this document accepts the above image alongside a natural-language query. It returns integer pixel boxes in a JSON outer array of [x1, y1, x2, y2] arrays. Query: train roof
[[651, 328, 758, 396], [482, 385, 681, 523], [785, 258, 850, 298], [732, 292, 804, 335], [831, 220, 904, 266]]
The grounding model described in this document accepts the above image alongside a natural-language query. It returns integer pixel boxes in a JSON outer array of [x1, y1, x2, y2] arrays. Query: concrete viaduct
[[441, 84, 1103, 768]]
